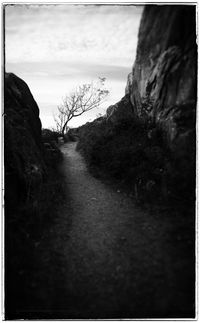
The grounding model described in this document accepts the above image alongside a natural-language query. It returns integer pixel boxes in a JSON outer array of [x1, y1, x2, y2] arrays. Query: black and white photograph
[[3, 2, 197, 320]]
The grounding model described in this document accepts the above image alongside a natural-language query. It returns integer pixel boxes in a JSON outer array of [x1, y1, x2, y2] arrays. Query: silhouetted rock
[[4, 72, 45, 213], [106, 94, 134, 124]]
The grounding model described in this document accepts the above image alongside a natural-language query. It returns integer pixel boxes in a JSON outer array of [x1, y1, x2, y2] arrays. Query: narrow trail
[[34, 142, 194, 319]]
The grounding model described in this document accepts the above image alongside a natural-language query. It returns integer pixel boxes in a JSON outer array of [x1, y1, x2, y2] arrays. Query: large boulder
[[4, 73, 45, 213]]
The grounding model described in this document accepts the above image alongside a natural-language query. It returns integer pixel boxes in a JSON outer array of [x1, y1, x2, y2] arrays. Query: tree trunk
[[61, 128, 65, 140], [62, 122, 68, 140]]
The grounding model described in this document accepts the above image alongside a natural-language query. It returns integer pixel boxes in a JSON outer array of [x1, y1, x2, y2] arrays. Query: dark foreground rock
[[4, 73, 64, 319], [4, 72, 45, 213]]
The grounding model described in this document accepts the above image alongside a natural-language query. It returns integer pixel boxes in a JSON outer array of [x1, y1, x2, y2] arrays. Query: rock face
[[85, 5, 195, 202], [106, 94, 134, 124], [4, 73, 45, 213], [127, 5, 196, 152], [106, 6, 196, 155]]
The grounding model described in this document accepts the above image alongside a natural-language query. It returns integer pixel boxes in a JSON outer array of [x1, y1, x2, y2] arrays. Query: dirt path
[[33, 142, 194, 319]]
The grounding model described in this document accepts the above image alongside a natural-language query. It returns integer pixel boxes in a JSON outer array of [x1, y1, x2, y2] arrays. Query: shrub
[[77, 117, 195, 205], [42, 129, 60, 143]]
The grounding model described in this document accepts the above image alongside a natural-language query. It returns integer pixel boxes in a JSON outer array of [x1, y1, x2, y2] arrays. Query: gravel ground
[[23, 142, 195, 319]]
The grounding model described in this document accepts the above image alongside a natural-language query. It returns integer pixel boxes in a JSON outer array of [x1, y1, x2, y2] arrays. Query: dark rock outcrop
[[4, 72, 45, 213], [4, 73, 66, 319], [106, 5, 196, 157], [106, 94, 134, 124], [127, 5, 196, 153]]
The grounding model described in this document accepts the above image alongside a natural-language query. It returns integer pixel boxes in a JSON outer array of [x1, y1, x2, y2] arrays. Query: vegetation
[[76, 116, 195, 208], [54, 78, 109, 138], [42, 128, 61, 144]]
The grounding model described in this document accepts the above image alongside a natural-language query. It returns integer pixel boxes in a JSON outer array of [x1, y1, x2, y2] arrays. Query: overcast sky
[[5, 4, 143, 128]]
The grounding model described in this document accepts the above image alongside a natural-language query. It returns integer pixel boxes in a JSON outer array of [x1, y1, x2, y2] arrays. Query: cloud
[[5, 4, 143, 128], [5, 4, 143, 66], [6, 61, 131, 82]]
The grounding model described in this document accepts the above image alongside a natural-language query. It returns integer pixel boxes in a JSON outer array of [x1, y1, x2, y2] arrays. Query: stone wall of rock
[[105, 5, 196, 161], [126, 5, 196, 154], [97, 5, 196, 202], [4, 73, 45, 213], [106, 94, 135, 124]]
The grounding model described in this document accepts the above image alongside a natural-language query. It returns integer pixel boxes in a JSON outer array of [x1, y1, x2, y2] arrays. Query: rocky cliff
[[4, 72, 45, 213], [77, 5, 196, 203], [127, 5, 196, 154], [108, 5, 196, 153]]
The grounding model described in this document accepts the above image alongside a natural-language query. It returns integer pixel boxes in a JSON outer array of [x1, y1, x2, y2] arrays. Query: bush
[[42, 129, 63, 167], [77, 117, 195, 206], [43, 142, 63, 168], [42, 129, 60, 143]]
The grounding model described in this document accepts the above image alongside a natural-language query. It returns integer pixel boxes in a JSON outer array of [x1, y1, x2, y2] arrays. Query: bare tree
[[54, 77, 109, 137]]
